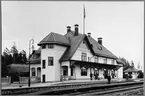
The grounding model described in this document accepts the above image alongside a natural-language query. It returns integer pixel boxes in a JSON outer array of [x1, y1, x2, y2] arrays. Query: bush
[[138, 71, 144, 78]]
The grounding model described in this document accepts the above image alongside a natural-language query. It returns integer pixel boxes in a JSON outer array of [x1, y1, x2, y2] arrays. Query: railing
[[19, 77, 41, 84], [2, 76, 11, 85]]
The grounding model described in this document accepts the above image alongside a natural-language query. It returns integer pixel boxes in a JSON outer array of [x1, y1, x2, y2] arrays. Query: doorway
[[42, 74, 45, 83], [104, 69, 108, 79]]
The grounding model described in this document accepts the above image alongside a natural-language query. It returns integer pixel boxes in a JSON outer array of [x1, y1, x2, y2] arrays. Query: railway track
[[33, 81, 143, 95], [67, 84, 143, 95], [3, 80, 141, 95]]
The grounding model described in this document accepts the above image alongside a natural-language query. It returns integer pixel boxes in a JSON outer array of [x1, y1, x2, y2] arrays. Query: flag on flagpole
[[84, 5, 86, 19]]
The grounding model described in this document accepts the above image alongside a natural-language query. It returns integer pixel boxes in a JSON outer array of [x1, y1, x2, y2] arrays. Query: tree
[[20, 50, 27, 64], [131, 61, 134, 67], [2, 48, 13, 77], [138, 70, 143, 78], [3, 48, 13, 65], [1, 55, 7, 77], [137, 62, 140, 70], [18, 53, 23, 63], [10, 42, 18, 54], [120, 57, 130, 71], [10, 43, 19, 63]]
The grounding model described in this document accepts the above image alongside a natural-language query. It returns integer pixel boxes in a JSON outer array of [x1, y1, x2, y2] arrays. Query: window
[[88, 57, 91, 62], [42, 45, 46, 49], [71, 67, 73, 76], [103, 58, 107, 64], [63, 66, 68, 76], [48, 44, 54, 48], [95, 56, 98, 63], [31, 68, 35, 76], [48, 57, 53, 66], [81, 67, 87, 76], [111, 59, 114, 64], [42, 60, 46, 69], [81, 53, 87, 61]]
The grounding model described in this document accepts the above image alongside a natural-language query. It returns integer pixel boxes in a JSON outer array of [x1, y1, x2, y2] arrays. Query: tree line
[[1, 44, 27, 77]]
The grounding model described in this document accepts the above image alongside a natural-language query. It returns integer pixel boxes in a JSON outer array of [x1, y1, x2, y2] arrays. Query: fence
[[2, 76, 11, 85], [19, 77, 41, 84]]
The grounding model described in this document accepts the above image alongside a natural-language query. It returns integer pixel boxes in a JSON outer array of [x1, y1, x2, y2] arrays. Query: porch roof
[[124, 66, 139, 72], [70, 60, 122, 69]]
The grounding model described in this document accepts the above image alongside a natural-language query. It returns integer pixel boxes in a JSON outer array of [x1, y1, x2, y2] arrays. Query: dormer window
[[103, 58, 107, 64], [42, 45, 46, 49], [98, 46, 102, 50], [48, 44, 54, 48]]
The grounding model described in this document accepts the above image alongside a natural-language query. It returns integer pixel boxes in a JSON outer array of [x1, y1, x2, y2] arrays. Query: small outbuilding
[[124, 66, 139, 79]]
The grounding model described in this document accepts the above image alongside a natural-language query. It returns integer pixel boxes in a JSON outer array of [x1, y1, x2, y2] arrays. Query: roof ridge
[[51, 32, 56, 42]]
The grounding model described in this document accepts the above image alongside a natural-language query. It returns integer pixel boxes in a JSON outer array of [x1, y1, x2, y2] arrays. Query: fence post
[[9, 76, 11, 84]]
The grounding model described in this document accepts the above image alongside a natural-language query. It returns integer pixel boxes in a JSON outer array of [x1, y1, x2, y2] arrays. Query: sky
[[2, 1, 144, 71]]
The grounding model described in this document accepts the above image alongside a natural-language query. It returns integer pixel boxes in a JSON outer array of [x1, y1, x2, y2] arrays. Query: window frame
[[95, 56, 98, 63], [112, 59, 114, 64], [48, 57, 53, 66], [42, 45, 46, 49], [31, 68, 36, 76], [81, 52, 87, 61], [48, 44, 54, 49], [81, 67, 87, 76], [103, 58, 107, 64], [42, 60, 46, 69]]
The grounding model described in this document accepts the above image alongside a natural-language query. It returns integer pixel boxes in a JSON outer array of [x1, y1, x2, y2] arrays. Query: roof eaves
[[95, 53, 117, 59]]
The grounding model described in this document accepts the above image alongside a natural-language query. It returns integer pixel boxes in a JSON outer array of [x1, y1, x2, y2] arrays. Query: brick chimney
[[87, 32, 91, 37], [74, 24, 79, 36], [67, 26, 71, 33], [98, 37, 102, 45]]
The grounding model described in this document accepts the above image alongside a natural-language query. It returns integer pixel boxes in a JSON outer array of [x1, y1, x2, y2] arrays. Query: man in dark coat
[[107, 75, 111, 84], [90, 73, 93, 80]]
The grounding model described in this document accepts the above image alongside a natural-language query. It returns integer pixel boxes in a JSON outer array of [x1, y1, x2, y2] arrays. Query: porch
[[61, 60, 122, 80]]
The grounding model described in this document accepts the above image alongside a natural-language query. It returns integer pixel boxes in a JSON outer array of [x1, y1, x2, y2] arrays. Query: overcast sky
[[2, 1, 144, 71]]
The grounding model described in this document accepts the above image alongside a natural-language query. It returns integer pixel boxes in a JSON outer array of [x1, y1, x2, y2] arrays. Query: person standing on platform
[[107, 75, 111, 84], [90, 73, 93, 80]]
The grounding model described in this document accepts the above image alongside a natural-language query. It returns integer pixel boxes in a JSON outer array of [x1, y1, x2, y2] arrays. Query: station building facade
[[29, 24, 123, 82]]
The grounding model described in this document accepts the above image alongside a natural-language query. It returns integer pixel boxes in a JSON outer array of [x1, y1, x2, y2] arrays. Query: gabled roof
[[60, 33, 85, 61], [37, 30, 117, 62], [87, 36, 117, 59], [124, 66, 139, 72], [38, 32, 70, 46], [60, 31, 117, 61]]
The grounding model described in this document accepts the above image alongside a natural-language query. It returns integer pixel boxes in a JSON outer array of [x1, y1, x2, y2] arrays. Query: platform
[[1, 78, 142, 90]]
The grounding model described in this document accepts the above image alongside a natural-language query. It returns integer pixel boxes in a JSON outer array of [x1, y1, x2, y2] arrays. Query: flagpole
[[83, 4, 85, 34]]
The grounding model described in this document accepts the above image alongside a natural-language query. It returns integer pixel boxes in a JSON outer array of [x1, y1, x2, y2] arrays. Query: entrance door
[[71, 67, 73, 76], [42, 75, 45, 83], [104, 69, 108, 79], [70, 67, 76, 80]]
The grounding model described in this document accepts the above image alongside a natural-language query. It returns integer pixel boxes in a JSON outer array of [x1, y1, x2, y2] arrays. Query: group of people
[[90, 72, 112, 84], [90, 72, 99, 80]]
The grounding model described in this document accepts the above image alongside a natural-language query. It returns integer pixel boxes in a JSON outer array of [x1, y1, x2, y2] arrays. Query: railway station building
[[29, 24, 123, 82]]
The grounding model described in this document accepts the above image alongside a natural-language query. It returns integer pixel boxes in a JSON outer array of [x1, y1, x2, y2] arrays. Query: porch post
[[68, 65, 71, 79]]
